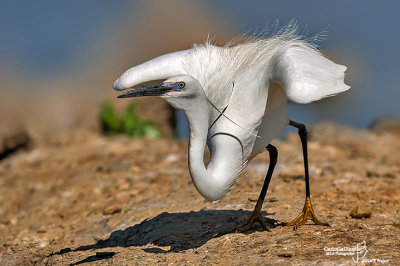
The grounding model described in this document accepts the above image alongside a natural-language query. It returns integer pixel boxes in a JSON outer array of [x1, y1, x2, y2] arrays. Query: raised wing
[[113, 49, 190, 91], [272, 45, 350, 104]]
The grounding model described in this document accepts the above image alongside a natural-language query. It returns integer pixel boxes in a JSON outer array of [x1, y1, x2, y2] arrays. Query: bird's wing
[[113, 49, 190, 91], [272, 45, 350, 104]]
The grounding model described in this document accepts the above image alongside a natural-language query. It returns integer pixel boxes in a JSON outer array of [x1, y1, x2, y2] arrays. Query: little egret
[[114, 27, 350, 231]]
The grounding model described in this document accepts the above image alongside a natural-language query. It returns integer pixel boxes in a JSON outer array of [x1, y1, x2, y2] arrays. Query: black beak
[[117, 83, 171, 98]]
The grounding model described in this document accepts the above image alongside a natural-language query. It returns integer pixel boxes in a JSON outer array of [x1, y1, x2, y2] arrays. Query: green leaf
[[99, 100, 161, 139], [99, 101, 121, 132]]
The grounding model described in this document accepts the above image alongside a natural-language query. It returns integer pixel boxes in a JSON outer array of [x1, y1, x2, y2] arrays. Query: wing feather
[[273, 45, 350, 104]]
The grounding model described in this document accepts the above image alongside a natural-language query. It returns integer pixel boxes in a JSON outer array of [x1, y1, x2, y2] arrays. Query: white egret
[[114, 26, 350, 231]]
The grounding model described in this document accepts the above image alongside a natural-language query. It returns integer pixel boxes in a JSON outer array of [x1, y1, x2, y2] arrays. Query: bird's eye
[[178, 82, 185, 89]]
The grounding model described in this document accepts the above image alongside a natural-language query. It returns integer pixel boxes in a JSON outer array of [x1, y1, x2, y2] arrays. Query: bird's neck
[[184, 99, 239, 201]]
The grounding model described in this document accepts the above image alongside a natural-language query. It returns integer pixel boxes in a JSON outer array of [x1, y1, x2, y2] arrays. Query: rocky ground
[[0, 120, 399, 265]]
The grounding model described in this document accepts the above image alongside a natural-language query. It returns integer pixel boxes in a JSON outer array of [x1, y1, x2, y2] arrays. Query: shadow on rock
[[51, 209, 278, 258], [69, 252, 116, 265]]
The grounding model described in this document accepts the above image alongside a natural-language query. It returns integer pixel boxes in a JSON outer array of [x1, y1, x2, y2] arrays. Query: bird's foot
[[213, 201, 282, 237], [213, 209, 274, 237], [285, 197, 329, 230], [214, 211, 275, 237], [235, 209, 272, 232], [235, 198, 283, 233]]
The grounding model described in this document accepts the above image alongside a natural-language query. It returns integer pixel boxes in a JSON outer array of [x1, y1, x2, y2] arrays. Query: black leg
[[289, 120, 310, 197], [235, 144, 279, 232], [256, 144, 278, 206], [286, 120, 329, 228]]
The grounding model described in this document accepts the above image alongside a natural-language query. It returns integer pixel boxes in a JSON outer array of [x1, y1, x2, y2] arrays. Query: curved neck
[[185, 99, 239, 201]]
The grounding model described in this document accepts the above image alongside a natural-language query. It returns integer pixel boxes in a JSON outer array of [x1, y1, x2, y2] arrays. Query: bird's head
[[117, 75, 206, 111]]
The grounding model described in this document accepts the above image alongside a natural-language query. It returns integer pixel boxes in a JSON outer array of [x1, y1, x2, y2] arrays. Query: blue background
[[1, 0, 398, 137]]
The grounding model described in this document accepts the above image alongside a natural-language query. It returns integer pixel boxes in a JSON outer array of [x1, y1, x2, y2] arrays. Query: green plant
[[99, 101, 160, 138]]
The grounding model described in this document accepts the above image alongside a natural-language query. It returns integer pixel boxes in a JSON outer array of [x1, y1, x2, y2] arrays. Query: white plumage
[[114, 27, 349, 201]]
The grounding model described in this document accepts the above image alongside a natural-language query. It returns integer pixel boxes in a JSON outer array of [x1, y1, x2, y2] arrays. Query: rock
[[308, 121, 368, 144], [350, 206, 372, 219], [0, 129, 31, 160], [1, 114, 400, 264], [268, 197, 278, 203], [38, 240, 48, 248], [370, 116, 400, 136], [277, 253, 292, 258], [353, 222, 368, 229], [278, 204, 291, 210], [10, 217, 18, 226], [258, 248, 269, 254], [0, 223, 7, 231], [103, 204, 122, 215], [366, 169, 395, 179]]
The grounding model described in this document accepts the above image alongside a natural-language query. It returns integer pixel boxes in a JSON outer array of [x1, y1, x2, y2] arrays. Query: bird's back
[[182, 28, 349, 171]]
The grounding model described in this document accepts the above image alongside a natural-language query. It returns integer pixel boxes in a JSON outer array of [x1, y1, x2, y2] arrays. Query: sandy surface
[[0, 121, 399, 265]]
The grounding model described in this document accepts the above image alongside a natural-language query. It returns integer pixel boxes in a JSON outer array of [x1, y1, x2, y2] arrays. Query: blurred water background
[[1, 0, 399, 139]]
